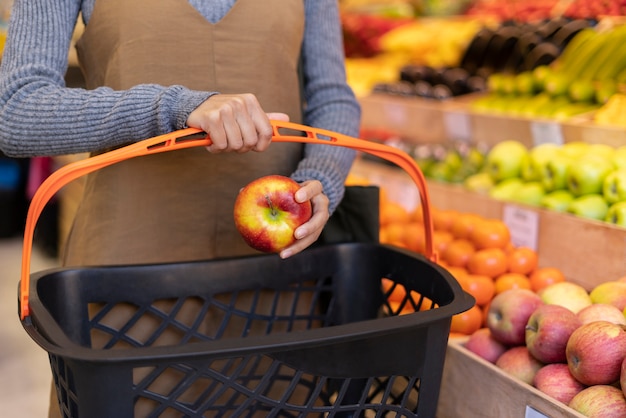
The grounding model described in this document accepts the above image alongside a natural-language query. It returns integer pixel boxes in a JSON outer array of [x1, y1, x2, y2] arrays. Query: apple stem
[[266, 195, 277, 216]]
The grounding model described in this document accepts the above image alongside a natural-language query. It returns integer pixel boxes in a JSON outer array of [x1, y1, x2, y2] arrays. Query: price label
[[530, 121, 564, 146], [525, 406, 550, 418], [383, 102, 408, 127], [444, 111, 472, 142], [503, 205, 539, 250]]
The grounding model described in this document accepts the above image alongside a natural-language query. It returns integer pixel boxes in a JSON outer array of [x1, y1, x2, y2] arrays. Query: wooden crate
[[437, 338, 587, 418]]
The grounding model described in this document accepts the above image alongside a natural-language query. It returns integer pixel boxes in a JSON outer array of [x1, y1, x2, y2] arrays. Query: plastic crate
[[18, 122, 474, 417]]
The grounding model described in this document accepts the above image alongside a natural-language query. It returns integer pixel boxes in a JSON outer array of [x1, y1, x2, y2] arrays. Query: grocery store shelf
[[351, 157, 626, 291], [359, 93, 626, 148]]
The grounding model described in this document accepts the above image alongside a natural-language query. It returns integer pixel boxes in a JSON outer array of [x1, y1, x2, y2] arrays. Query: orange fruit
[[403, 221, 426, 253], [529, 267, 566, 292], [450, 213, 482, 239], [469, 218, 511, 250], [508, 247, 539, 275], [382, 222, 407, 245], [494, 272, 532, 294], [450, 304, 483, 335], [381, 278, 406, 302], [481, 300, 491, 327], [466, 247, 508, 278], [463, 274, 496, 306], [432, 209, 459, 231], [442, 238, 476, 268], [387, 300, 414, 316], [445, 265, 469, 286], [433, 230, 455, 255], [380, 201, 410, 226], [411, 205, 425, 223]]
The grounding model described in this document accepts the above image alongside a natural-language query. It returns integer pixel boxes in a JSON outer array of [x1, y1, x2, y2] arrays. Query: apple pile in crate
[[464, 139, 626, 227], [464, 275, 626, 417]]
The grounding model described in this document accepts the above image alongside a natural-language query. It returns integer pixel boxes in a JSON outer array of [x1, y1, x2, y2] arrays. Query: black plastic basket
[[18, 122, 474, 417]]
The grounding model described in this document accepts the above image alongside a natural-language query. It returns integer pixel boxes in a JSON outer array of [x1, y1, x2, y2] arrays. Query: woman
[[0, 0, 361, 416]]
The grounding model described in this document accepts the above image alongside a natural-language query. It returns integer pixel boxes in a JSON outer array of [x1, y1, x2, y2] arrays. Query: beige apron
[[49, 0, 306, 416]]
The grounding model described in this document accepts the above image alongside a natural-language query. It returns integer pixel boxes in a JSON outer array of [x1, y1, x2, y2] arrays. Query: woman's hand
[[186, 93, 289, 153], [279, 180, 329, 259]]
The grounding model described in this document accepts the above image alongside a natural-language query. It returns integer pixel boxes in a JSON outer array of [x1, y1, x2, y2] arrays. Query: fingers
[[185, 93, 289, 153], [280, 181, 329, 259]]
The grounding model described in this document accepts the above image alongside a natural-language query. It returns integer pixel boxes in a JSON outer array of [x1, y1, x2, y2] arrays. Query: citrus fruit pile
[[378, 191, 566, 336]]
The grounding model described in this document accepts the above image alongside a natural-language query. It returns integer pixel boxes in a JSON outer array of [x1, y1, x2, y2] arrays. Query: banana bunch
[[554, 24, 626, 83]]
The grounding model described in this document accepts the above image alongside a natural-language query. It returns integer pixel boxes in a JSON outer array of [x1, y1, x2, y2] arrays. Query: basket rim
[[21, 243, 475, 363]]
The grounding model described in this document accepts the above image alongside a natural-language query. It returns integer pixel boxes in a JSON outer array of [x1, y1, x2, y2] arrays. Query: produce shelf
[[360, 93, 626, 148], [437, 338, 587, 418], [351, 157, 626, 291]]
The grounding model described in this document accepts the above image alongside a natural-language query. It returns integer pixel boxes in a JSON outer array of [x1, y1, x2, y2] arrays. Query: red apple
[[487, 288, 544, 346], [533, 363, 585, 405], [233, 175, 312, 253], [566, 321, 626, 386], [622, 357, 626, 398], [525, 304, 582, 364], [569, 385, 626, 418], [465, 327, 508, 364], [577, 303, 626, 326], [495, 346, 544, 385]]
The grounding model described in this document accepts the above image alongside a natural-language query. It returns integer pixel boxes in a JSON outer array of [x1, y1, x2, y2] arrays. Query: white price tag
[[444, 111, 472, 142], [530, 121, 564, 146], [383, 102, 408, 127], [525, 406, 550, 418], [503, 205, 539, 250]]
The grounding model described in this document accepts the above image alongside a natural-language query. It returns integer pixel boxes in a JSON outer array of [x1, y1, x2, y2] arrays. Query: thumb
[[266, 112, 290, 122]]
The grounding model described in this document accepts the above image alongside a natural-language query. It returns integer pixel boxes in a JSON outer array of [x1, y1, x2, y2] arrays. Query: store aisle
[[0, 236, 59, 417]]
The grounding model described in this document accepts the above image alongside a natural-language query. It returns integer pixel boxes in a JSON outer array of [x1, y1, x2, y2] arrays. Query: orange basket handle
[[19, 121, 436, 320]]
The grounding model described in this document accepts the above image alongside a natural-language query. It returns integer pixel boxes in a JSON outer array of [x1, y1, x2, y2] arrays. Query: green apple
[[605, 201, 626, 227], [612, 147, 626, 169], [542, 153, 573, 192], [489, 178, 524, 201], [568, 79, 596, 103], [521, 143, 560, 182], [541, 189, 575, 212], [595, 80, 618, 105], [515, 71, 539, 95], [427, 161, 453, 182], [567, 154, 614, 196], [532, 65, 552, 91], [603, 168, 626, 204], [464, 172, 495, 194], [513, 181, 546, 207], [560, 142, 590, 159], [587, 143, 615, 160], [485, 140, 528, 182], [567, 194, 609, 221], [544, 73, 570, 98]]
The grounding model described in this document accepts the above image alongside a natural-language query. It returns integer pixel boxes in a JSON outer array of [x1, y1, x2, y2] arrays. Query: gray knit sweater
[[0, 0, 361, 213]]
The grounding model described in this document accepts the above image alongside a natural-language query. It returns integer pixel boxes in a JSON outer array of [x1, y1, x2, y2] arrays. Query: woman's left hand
[[279, 180, 328, 259]]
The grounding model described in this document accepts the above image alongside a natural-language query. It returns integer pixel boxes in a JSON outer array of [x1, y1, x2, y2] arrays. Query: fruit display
[[464, 0, 561, 23], [344, 16, 486, 96], [461, 139, 626, 227], [472, 21, 626, 120], [463, 276, 626, 417]]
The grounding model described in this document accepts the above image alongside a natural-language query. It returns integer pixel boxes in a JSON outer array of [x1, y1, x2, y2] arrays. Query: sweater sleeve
[[0, 0, 213, 157], [292, 0, 362, 214]]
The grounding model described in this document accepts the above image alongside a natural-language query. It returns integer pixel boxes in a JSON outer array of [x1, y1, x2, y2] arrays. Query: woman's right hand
[[186, 93, 289, 153]]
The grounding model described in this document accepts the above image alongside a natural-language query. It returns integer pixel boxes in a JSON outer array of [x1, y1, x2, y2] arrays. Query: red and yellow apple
[[233, 175, 312, 253]]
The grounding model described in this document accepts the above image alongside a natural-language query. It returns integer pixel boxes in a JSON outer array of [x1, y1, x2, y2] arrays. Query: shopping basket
[[18, 121, 474, 417]]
